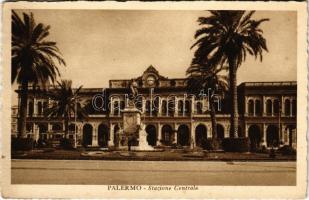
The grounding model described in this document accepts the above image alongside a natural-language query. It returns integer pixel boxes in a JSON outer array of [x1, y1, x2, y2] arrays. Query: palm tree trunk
[[18, 80, 28, 138], [210, 96, 217, 139], [229, 58, 239, 138], [64, 116, 69, 138]]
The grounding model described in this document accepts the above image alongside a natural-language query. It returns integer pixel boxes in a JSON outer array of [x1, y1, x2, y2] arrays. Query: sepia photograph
[[1, 1, 307, 199]]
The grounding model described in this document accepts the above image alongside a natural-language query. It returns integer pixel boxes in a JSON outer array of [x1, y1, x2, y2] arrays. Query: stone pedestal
[[122, 104, 153, 151]]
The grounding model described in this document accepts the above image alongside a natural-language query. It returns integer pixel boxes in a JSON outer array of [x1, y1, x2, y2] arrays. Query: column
[[224, 124, 230, 138], [118, 100, 121, 116], [262, 96, 266, 116], [207, 124, 212, 139], [245, 97, 248, 116], [77, 124, 82, 146], [253, 98, 256, 116], [108, 124, 114, 146], [191, 96, 195, 114], [290, 99, 293, 117], [283, 125, 288, 145], [175, 97, 178, 117], [271, 99, 274, 117], [157, 123, 162, 145], [174, 124, 178, 144], [92, 124, 98, 146], [190, 123, 195, 149], [47, 123, 52, 139], [34, 98, 38, 117], [245, 123, 249, 138], [280, 124, 285, 145], [34, 123, 39, 141], [110, 97, 114, 115], [158, 98, 162, 116], [142, 99, 146, 114], [262, 124, 267, 146]]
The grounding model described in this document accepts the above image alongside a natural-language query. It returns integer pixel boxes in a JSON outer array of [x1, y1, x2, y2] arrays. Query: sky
[[12, 10, 296, 103]]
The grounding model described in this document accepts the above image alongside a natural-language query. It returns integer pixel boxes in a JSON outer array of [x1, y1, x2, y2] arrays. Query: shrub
[[11, 137, 34, 151], [171, 143, 178, 149], [256, 145, 269, 154], [60, 138, 74, 149], [277, 145, 296, 155], [221, 138, 249, 152], [201, 138, 222, 150]]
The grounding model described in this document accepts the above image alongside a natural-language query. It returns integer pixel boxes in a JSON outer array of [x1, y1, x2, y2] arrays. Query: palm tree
[[45, 80, 87, 138], [191, 11, 268, 137], [12, 11, 65, 138], [187, 65, 228, 142]]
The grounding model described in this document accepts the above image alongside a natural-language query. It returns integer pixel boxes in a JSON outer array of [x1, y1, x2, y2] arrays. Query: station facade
[[13, 66, 297, 150]]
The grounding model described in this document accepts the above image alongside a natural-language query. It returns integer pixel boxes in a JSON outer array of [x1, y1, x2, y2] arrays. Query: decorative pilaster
[[262, 96, 266, 116], [158, 98, 162, 116], [245, 124, 249, 138], [174, 97, 178, 117], [191, 96, 195, 114], [92, 124, 98, 146]]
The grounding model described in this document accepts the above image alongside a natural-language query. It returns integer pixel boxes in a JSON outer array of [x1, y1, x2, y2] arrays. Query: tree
[[191, 11, 268, 137], [45, 80, 87, 138], [12, 11, 65, 138], [187, 65, 228, 141]]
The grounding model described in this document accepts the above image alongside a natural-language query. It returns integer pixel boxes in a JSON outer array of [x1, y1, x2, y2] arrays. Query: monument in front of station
[[121, 79, 154, 151]]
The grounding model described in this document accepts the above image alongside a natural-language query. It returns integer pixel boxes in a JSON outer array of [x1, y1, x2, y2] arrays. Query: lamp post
[[74, 98, 77, 149]]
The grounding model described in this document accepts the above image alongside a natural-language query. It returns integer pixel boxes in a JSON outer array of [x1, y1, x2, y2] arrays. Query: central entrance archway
[[195, 124, 207, 147], [83, 124, 93, 146], [248, 125, 261, 151], [98, 124, 109, 147], [266, 125, 279, 147], [177, 124, 190, 146], [146, 124, 157, 146]]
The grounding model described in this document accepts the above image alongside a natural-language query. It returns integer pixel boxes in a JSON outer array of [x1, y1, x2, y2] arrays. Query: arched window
[[161, 100, 167, 115], [69, 124, 76, 134], [255, 100, 261, 116], [178, 100, 184, 115], [28, 101, 34, 116], [196, 102, 203, 114], [146, 100, 151, 115], [134, 96, 143, 111], [153, 97, 159, 116], [248, 99, 254, 116], [167, 98, 174, 116], [113, 101, 119, 115], [52, 123, 62, 132], [185, 100, 191, 115], [285, 99, 291, 116], [38, 102, 42, 115], [266, 99, 272, 116], [292, 99, 296, 116], [273, 99, 279, 115], [43, 102, 48, 114], [120, 101, 125, 111]]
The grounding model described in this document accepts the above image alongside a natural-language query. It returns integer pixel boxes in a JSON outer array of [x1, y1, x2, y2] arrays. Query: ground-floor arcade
[[23, 117, 296, 150]]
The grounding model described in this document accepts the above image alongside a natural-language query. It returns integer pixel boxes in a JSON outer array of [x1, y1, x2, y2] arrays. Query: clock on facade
[[146, 75, 156, 86]]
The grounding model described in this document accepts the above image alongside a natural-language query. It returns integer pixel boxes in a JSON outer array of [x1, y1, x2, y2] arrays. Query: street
[[11, 159, 296, 185]]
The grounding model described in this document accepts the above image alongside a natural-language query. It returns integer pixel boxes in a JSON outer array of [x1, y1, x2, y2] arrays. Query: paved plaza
[[11, 159, 296, 185]]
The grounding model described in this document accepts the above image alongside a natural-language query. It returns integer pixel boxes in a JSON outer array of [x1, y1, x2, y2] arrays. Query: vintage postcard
[[1, 1, 307, 199]]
